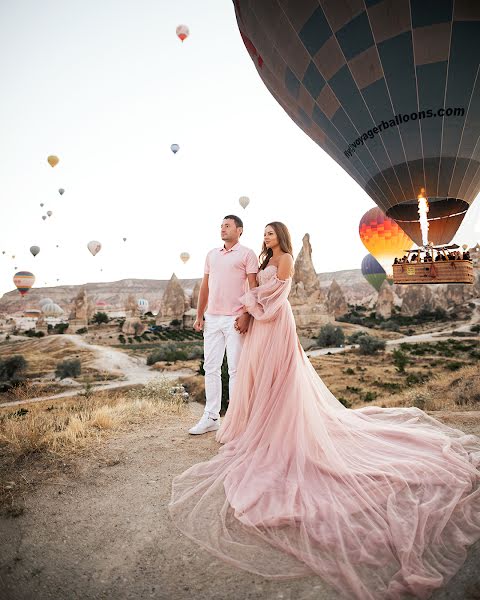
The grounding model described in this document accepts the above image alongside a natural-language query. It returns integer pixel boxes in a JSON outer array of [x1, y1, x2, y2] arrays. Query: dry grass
[[367, 365, 480, 412], [0, 336, 94, 377], [0, 378, 188, 458]]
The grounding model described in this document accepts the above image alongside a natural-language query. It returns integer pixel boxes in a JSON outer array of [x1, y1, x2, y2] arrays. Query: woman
[[169, 222, 480, 600]]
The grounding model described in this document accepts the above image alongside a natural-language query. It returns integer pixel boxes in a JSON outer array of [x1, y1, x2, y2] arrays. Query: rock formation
[[326, 280, 348, 318], [289, 233, 332, 334], [191, 281, 201, 309], [122, 317, 146, 336], [156, 273, 190, 325], [375, 281, 395, 319], [124, 294, 137, 318]]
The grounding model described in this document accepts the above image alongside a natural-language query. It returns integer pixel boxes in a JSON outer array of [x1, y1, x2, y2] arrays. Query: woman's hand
[[234, 313, 251, 334]]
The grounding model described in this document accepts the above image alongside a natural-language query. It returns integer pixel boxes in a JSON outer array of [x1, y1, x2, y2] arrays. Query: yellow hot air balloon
[[47, 155, 59, 167], [180, 252, 190, 264]]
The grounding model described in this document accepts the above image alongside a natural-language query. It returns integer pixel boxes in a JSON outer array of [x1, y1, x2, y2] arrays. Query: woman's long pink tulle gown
[[169, 266, 480, 599]]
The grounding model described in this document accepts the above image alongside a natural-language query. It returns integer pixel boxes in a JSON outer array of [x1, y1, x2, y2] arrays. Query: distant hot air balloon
[[40, 203, 44, 207], [180, 252, 190, 264], [171, 143, 180, 154], [176, 24, 189, 42], [123, 237, 127, 242], [361, 254, 388, 293], [234, 2, 480, 245], [42, 302, 64, 317], [24, 309, 41, 319], [137, 298, 149, 314], [239, 196, 250, 209], [13, 271, 35, 297], [58, 188, 65, 195], [47, 210, 53, 217], [39, 297, 54, 307], [87, 240, 101, 256], [47, 155, 59, 167], [360, 208, 413, 276], [42, 215, 47, 221], [30, 245, 40, 257]]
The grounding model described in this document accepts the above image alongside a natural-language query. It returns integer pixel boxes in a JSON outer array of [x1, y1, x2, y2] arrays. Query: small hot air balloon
[[47, 210, 53, 217], [40, 203, 44, 207], [239, 196, 250, 209], [180, 252, 190, 264], [171, 143, 180, 154], [176, 24, 189, 42], [123, 237, 127, 242], [1, 251, 5, 254], [11, 255, 15, 259], [47, 155, 59, 167], [30, 246, 40, 257], [361, 255, 388, 293], [137, 298, 149, 314], [58, 188, 65, 195], [42, 215, 47, 221], [13, 271, 35, 297], [39, 297, 54, 308], [42, 302, 64, 317], [87, 240, 102, 256]]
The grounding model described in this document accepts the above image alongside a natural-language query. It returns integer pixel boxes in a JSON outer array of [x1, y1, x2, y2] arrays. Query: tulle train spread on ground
[[169, 266, 480, 600]]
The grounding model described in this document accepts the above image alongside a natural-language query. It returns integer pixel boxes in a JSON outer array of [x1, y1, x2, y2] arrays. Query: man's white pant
[[203, 313, 244, 418]]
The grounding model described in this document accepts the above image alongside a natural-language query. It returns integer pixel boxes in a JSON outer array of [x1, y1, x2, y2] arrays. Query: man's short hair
[[223, 215, 243, 229]]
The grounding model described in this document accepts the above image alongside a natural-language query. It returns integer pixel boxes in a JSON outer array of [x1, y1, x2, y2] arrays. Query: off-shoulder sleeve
[[239, 275, 291, 321]]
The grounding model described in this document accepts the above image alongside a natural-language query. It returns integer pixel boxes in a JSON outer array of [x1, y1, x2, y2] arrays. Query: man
[[189, 215, 258, 435]]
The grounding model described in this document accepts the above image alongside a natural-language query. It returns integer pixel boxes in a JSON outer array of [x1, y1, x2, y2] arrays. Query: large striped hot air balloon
[[13, 271, 35, 297], [361, 254, 387, 293], [234, 2, 480, 245], [359, 207, 413, 276]]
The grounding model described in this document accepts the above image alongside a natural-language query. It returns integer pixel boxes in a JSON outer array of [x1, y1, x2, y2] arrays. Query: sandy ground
[[1, 402, 479, 600]]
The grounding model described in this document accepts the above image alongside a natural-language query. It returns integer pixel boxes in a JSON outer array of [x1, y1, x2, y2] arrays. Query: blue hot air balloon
[[234, 1, 480, 245], [361, 254, 388, 293]]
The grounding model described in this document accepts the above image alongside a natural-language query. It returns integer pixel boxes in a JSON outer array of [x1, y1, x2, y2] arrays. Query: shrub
[[344, 367, 355, 375], [392, 348, 408, 373], [170, 319, 182, 327], [55, 359, 81, 379], [76, 327, 87, 334], [118, 334, 126, 344], [358, 335, 386, 355], [147, 344, 189, 364], [363, 391, 377, 402], [445, 361, 463, 371], [347, 331, 368, 344], [338, 397, 352, 408], [53, 322, 69, 334], [92, 312, 109, 325], [0, 355, 27, 383], [318, 324, 345, 348], [470, 324, 480, 333]]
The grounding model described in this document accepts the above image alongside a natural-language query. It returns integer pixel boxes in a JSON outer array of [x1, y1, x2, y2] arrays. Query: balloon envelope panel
[[234, 1, 480, 244]]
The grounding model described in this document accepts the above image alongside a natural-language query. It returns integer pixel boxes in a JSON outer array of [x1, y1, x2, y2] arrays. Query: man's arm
[[193, 274, 209, 332]]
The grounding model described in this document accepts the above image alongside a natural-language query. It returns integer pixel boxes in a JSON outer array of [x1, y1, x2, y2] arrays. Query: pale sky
[[1, 0, 479, 298]]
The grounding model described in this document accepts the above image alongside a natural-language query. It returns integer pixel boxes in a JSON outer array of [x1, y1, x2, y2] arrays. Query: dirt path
[[0, 335, 195, 409], [1, 403, 479, 600]]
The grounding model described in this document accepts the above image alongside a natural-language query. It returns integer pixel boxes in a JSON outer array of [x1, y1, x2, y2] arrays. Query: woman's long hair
[[259, 222, 293, 270]]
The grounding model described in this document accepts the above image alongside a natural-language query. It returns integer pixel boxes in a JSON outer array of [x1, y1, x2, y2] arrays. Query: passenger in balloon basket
[[189, 215, 258, 435]]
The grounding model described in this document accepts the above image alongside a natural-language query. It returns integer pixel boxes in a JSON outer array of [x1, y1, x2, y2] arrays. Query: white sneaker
[[188, 413, 220, 435]]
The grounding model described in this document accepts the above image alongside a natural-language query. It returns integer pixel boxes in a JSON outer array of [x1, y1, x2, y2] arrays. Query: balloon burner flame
[[417, 189, 429, 246]]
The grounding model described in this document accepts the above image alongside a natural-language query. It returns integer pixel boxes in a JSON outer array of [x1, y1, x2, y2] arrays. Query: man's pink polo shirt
[[204, 242, 259, 316]]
